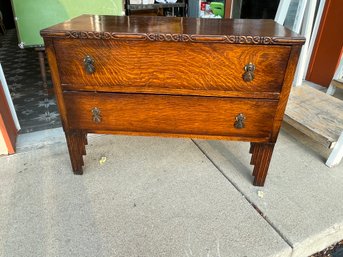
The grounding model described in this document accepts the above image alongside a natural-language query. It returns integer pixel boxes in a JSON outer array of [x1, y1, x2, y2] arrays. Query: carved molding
[[62, 31, 294, 44]]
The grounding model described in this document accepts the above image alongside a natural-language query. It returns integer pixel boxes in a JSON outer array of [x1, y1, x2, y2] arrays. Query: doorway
[[0, 29, 61, 133]]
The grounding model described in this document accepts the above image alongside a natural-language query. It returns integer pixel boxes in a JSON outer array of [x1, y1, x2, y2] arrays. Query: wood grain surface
[[63, 92, 277, 140], [41, 15, 306, 46], [54, 39, 290, 96], [250, 142, 275, 186], [270, 45, 302, 142], [285, 85, 343, 148], [45, 38, 70, 129], [41, 15, 305, 186]]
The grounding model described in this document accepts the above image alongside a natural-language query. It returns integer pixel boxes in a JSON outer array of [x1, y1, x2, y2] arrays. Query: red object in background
[[200, 2, 207, 11], [0, 81, 18, 154], [306, 0, 343, 87]]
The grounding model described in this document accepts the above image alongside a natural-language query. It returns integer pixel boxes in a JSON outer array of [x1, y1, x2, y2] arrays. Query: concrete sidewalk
[[1, 125, 342, 257]]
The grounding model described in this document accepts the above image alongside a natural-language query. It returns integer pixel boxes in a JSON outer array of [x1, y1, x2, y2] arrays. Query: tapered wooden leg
[[250, 143, 259, 166], [84, 133, 88, 146], [249, 143, 275, 186], [251, 146, 261, 176], [65, 131, 87, 175], [249, 143, 254, 154], [81, 133, 88, 155]]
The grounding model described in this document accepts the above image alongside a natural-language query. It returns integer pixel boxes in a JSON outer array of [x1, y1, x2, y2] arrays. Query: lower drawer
[[63, 92, 278, 139]]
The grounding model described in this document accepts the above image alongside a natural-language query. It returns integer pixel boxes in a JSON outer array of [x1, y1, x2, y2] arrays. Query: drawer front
[[55, 39, 290, 94], [63, 92, 278, 139]]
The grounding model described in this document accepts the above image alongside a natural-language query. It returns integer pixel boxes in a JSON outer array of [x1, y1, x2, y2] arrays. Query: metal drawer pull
[[243, 63, 255, 82], [234, 113, 245, 129], [91, 107, 102, 123], [84, 55, 95, 74]]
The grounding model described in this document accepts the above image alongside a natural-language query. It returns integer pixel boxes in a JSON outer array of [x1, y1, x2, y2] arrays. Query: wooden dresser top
[[41, 15, 305, 45]]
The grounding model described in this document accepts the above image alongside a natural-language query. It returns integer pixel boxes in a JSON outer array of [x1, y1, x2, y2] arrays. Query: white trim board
[[275, 0, 292, 25], [0, 63, 20, 131], [294, 0, 317, 86]]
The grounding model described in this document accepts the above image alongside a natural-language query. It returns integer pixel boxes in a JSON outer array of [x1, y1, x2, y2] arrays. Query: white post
[[326, 56, 343, 95], [292, 0, 308, 33], [294, 0, 317, 86], [326, 132, 343, 167], [274, 0, 291, 25]]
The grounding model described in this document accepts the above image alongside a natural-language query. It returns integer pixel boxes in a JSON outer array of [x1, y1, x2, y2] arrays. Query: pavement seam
[[191, 139, 294, 251]]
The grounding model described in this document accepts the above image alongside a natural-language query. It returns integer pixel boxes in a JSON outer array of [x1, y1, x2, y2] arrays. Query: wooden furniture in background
[[0, 10, 6, 34], [327, 55, 343, 96], [35, 48, 48, 89], [41, 15, 304, 186], [285, 85, 343, 167], [327, 79, 343, 96], [277, 0, 343, 167]]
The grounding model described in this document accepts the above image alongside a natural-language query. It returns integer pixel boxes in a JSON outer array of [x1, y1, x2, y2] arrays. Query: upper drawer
[[54, 39, 290, 96]]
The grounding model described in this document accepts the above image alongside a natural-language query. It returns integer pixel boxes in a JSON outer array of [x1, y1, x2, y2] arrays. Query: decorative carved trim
[[61, 31, 293, 44]]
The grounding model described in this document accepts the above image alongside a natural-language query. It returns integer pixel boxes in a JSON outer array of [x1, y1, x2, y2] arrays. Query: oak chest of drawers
[[41, 15, 305, 186]]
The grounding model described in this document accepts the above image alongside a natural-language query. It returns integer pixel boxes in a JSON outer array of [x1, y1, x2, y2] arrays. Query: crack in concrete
[[191, 139, 294, 251]]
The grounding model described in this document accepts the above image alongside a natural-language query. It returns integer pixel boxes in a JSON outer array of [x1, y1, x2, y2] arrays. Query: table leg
[[249, 142, 275, 186], [65, 131, 87, 175], [0, 21, 5, 34], [35, 48, 48, 89]]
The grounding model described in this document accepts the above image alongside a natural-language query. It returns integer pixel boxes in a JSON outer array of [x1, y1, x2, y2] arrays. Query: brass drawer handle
[[243, 63, 255, 82], [234, 113, 245, 129], [84, 55, 95, 74], [91, 107, 102, 123]]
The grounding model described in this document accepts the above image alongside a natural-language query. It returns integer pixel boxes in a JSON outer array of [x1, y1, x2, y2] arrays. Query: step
[[331, 79, 343, 89], [284, 85, 343, 149]]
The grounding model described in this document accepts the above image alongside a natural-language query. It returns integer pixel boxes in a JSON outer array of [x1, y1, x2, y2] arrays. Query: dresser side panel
[[43, 38, 69, 130], [271, 45, 302, 142]]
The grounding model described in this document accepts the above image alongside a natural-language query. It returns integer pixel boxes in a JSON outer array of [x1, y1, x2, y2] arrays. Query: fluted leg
[[249, 143, 275, 186]]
